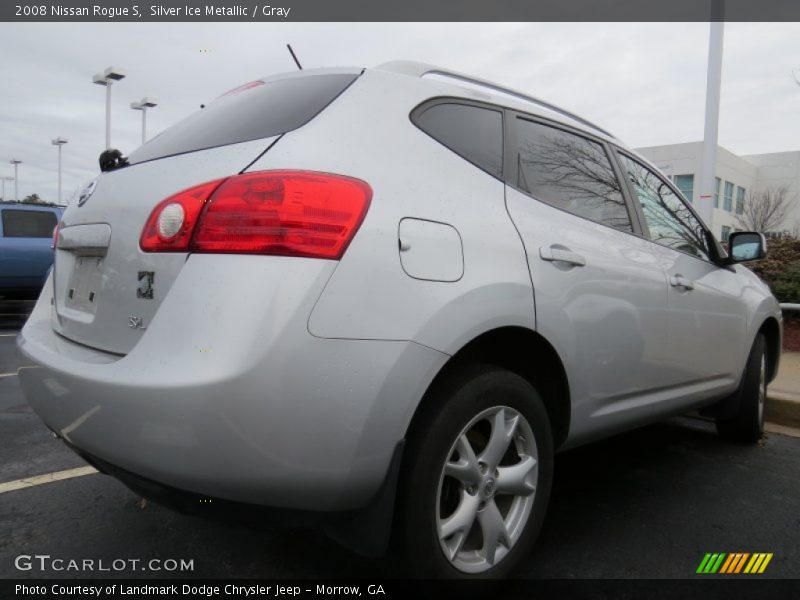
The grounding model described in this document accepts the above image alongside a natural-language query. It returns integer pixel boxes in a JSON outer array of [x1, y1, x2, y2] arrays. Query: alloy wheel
[[435, 406, 538, 573]]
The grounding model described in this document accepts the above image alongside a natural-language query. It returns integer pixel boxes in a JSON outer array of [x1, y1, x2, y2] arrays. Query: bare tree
[[737, 185, 794, 233]]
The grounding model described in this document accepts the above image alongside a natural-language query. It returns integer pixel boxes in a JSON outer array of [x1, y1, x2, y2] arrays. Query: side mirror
[[727, 231, 767, 263]]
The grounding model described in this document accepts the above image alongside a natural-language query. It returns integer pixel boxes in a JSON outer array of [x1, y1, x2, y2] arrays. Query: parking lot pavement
[[1, 328, 799, 579]]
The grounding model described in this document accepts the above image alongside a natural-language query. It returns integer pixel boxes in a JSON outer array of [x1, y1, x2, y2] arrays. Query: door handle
[[539, 246, 586, 267], [669, 274, 694, 291]]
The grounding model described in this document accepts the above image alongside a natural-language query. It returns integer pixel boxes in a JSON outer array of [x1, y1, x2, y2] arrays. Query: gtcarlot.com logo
[[697, 552, 773, 574], [14, 554, 194, 573]]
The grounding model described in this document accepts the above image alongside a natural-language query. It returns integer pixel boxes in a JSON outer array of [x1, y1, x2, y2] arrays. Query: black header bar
[[3, 0, 800, 22]]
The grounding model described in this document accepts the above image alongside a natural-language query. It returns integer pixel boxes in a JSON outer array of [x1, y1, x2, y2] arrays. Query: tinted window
[[1, 209, 57, 238], [414, 103, 503, 177], [128, 73, 359, 165], [619, 155, 710, 260], [514, 118, 632, 231]]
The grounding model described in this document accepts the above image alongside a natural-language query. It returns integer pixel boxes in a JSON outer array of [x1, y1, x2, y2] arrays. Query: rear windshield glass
[[1, 209, 58, 238], [128, 73, 359, 165]]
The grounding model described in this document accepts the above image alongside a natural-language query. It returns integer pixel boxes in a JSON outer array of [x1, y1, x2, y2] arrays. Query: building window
[[674, 174, 694, 203], [714, 177, 721, 208], [723, 181, 734, 211], [721, 225, 731, 242], [736, 186, 746, 215]]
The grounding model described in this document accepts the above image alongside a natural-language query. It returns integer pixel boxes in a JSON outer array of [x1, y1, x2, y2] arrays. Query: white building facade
[[635, 142, 800, 241]]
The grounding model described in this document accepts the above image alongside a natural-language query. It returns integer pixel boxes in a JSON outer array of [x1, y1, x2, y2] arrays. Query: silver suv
[[18, 61, 781, 578]]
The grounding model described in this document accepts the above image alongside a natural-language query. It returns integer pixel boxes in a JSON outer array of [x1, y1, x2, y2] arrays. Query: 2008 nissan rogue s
[[18, 61, 781, 578]]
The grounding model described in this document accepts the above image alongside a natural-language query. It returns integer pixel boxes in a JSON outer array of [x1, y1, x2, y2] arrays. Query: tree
[[737, 185, 794, 233], [21, 193, 44, 204]]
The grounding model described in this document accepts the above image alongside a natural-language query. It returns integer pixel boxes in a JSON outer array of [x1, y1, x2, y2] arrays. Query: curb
[[766, 391, 800, 429]]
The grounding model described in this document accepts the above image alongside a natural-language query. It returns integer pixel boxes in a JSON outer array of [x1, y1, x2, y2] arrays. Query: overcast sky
[[0, 22, 798, 204]]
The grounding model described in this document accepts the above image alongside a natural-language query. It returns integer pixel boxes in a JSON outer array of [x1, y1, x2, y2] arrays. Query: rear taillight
[[140, 171, 372, 260], [51, 223, 59, 250], [140, 179, 225, 252]]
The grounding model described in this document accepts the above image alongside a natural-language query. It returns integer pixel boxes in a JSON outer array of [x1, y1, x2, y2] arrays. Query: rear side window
[[413, 102, 504, 178], [514, 118, 632, 232], [128, 73, 359, 165], [1, 209, 57, 238]]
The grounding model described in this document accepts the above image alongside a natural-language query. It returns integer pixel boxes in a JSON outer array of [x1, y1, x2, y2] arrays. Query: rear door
[[615, 152, 747, 389], [504, 115, 671, 436]]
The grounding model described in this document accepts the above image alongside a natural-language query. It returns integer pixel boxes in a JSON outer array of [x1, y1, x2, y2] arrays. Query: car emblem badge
[[128, 315, 146, 330], [77, 179, 98, 207], [137, 271, 154, 299]]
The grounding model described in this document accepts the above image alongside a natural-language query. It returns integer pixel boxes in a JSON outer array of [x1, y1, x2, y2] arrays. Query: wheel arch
[[404, 326, 571, 449]]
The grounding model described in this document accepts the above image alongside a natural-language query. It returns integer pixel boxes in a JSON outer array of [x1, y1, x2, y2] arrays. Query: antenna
[[287, 44, 302, 70]]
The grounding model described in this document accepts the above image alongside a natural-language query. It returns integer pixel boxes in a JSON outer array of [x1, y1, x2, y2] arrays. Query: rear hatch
[[52, 69, 361, 355]]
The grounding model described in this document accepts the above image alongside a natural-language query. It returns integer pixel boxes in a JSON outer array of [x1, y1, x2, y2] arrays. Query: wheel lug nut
[[467, 485, 477, 495]]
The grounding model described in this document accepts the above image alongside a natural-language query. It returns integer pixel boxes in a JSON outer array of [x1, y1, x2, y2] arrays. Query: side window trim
[[410, 97, 505, 181], [504, 110, 642, 237], [614, 149, 718, 265]]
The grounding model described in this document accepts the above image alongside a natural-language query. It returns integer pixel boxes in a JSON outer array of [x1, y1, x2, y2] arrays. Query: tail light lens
[[140, 171, 371, 260], [51, 223, 59, 250], [140, 179, 225, 252]]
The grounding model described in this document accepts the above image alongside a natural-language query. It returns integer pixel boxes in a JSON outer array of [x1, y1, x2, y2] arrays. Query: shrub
[[747, 236, 800, 304]]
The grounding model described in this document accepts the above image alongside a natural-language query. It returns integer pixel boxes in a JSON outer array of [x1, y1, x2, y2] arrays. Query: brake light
[[51, 223, 59, 250], [140, 179, 225, 252], [140, 171, 372, 260]]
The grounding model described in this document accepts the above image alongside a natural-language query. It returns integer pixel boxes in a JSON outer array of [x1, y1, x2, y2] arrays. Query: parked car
[[18, 62, 781, 578], [0, 202, 61, 298]]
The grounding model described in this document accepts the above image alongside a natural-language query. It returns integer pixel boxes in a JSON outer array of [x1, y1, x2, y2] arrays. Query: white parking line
[[0, 466, 98, 494], [0, 372, 18, 378], [0, 333, 17, 337]]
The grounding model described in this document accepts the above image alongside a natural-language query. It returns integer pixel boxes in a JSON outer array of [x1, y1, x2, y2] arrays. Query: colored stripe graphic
[[758, 554, 773, 573], [698, 552, 773, 574]]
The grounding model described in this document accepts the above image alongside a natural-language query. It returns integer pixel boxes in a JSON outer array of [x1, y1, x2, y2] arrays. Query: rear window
[[127, 73, 359, 165], [1, 209, 58, 238], [412, 102, 504, 178]]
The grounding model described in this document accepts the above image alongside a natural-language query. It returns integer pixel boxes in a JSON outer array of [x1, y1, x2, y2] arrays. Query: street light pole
[[10, 159, 22, 202], [130, 97, 158, 144], [51, 137, 68, 205], [93, 66, 126, 149], [1, 176, 13, 201]]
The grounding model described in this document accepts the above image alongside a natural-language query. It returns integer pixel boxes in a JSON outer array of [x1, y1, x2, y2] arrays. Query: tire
[[393, 365, 554, 578], [716, 334, 767, 443]]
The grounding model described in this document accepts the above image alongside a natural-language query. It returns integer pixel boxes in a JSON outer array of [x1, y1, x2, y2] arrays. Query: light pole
[[51, 137, 68, 205], [697, 21, 724, 229], [1, 176, 13, 201], [130, 97, 158, 144], [10, 159, 22, 202], [93, 66, 126, 149]]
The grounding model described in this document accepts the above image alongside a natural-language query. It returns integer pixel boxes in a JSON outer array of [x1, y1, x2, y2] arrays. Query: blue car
[[0, 202, 62, 298]]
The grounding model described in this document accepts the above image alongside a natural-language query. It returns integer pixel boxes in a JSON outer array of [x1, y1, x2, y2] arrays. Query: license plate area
[[64, 256, 104, 314]]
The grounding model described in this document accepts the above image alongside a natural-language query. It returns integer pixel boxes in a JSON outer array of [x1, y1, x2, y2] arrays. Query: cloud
[[0, 22, 798, 203]]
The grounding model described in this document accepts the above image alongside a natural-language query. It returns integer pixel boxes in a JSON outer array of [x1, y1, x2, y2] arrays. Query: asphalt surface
[[1, 309, 799, 580]]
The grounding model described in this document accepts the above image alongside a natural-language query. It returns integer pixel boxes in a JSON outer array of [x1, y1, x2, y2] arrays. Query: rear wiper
[[99, 148, 129, 172]]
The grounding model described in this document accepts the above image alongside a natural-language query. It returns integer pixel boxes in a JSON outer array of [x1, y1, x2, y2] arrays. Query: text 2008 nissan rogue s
[[18, 61, 781, 578]]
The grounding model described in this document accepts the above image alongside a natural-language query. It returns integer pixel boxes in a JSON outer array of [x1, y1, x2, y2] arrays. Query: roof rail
[[376, 60, 615, 140]]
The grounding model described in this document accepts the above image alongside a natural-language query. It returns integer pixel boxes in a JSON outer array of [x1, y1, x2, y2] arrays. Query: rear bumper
[[18, 260, 448, 511]]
